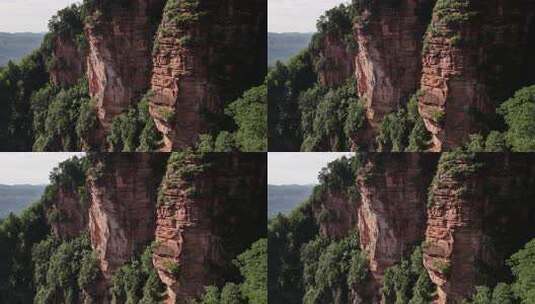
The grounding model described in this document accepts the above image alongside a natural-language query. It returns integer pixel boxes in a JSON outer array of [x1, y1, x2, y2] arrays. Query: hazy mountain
[[268, 32, 313, 66], [0, 32, 45, 67], [0, 184, 46, 218], [268, 184, 315, 218]]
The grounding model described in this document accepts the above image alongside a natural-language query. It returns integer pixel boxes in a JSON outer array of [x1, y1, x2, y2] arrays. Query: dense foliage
[[382, 246, 435, 304], [301, 233, 368, 304], [107, 91, 162, 152], [300, 79, 364, 151], [193, 238, 267, 304], [199, 85, 267, 152], [375, 94, 432, 152], [0, 202, 50, 303], [111, 243, 165, 304], [32, 79, 95, 151], [33, 234, 100, 303], [464, 238, 535, 304]]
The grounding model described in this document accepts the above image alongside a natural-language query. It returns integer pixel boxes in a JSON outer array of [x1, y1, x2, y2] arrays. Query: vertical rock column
[[355, 153, 439, 300], [354, 0, 436, 144], [419, 0, 535, 151], [153, 152, 266, 303], [149, 0, 266, 150], [84, 0, 165, 147], [86, 153, 168, 281], [424, 153, 535, 303]]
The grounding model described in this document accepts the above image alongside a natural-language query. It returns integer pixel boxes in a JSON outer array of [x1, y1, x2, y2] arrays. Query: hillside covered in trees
[[269, 153, 535, 303], [0, 153, 267, 303], [268, 0, 535, 152], [0, 0, 267, 152]]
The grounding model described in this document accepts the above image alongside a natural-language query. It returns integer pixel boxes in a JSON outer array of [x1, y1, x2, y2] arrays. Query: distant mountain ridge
[[268, 184, 315, 218], [0, 184, 46, 218], [0, 32, 45, 67], [268, 32, 313, 66]]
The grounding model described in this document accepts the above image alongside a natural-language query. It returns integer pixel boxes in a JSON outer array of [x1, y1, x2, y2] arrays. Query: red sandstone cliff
[[49, 33, 87, 88], [153, 152, 266, 303], [354, 0, 436, 144], [423, 153, 535, 303], [149, 0, 266, 150], [84, 0, 166, 146], [312, 190, 359, 240], [418, 0, 535, 151], [86, 153, 168, 282], [355, 153, 438, 300], [313, 33, 355, 88], [46, 185, 89, 240]]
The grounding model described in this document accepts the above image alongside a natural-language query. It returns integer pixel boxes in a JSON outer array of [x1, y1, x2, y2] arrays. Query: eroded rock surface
[[355, 153, 439, 300], [87, 153, 168, 281], [149, 0, 266, 150], [354, 0, 436, 141], [424, 154, 535, 303], [153, 153, 266, 303], [84, 0, 165, 145], [419, 0, 535, 150]]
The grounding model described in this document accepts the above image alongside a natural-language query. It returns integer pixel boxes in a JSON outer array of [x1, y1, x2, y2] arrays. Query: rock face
[[84, 0, 166, 146], [314, 33, 355, 88], [153, 153, 266, 303], [424, 153, 535, 303], [418, 0, 535, 151], [47, 186, 89, 240], [354, 0, 436, 138], [49, 33, 87, 88], [313, 190, 359, 240], [87, 153, 168, 281], [355, 153, 439, 300], [149, 0, 266, 150]]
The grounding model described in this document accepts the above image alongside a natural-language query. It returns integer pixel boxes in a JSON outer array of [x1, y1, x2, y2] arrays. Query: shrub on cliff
[[382, 246, 435, 304], [299, 78, 362, 151], [301, 233, 368, 304], [111, 243, 165, 304], [107, 91, 162, 152]]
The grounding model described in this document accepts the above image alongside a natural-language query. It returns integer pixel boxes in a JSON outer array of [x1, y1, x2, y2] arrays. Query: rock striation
[[418, 0, 535, 151], [84, 0, 166, 146], [153, 152, 266, 303], [346, 0, 535, 149], [354, 0, 436, 137], [355, 153, 438, 300], [149, 0, 266, 150], [423, 153, 535, 303], [86, 153, 168, 281]]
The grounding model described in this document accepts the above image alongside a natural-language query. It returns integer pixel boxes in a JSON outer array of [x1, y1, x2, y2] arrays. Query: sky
[[269, 0, 349, 33], [0, 0, 80, 33], [0, 153, 84, 185], [268, 152, 354, 185]]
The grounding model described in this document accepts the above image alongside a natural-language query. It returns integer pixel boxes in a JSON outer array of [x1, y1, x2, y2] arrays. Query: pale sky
[[0, 153, 85, 185], [268, 152, 354, 185], [0, 0, 80, 33], [268, 0, 349, 33]]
